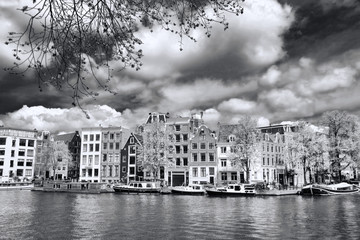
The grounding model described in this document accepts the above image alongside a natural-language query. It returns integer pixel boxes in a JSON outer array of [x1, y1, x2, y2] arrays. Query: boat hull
[[301, 184, 360, 196], [171, 188, 205, 195], [206, 188, 256, 197], [113, 186, 160, 194]]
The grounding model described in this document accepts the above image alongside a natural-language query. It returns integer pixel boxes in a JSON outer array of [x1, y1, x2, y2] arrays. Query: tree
[[41, 141, 72, 180], [138, 120, 173, 181], [5, 0, 245, 110], [321, 110, 360, 182], [227, 115, 261, 183]]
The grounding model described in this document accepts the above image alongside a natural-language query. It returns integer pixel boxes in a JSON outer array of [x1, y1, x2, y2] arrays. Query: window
[[175, 134, 181, 142], [95, 155, 100, 165], [89, 144, 94, 152], [82, 155, 87, 165], [102, 166, 106, 177], [200, 143, 206, 149], [83, 144, 87, 152], [12, 140, 16, 147], [183, 145, 188, 153], [229, 135, 236, 142], [122, 167, 126, 173], [83, 135, 88, 141], [109, 143, 114, 150], [192, 143, 198, 149], [130, 137, 134, 144], [18, 150, 25, 156], [262, 157, 265, 165], [28, 140, 34, 147], [209, 143, 214, 149], [130, 146, 136, 154], [16, 169, 23, 177], [103, 133, 108, 140], [25, 169, 32, 176], [129, 167, 135, 175], [94, 169, 99, 177], [10, 160, 14, 167], [200, 167, 206, 177], [115, 166, 119, 176], [209, 153, 214, 162], [110, 133, 114, 140], [103, 143, 107, 150], [96, 134, 100, 141], [116, 133, 120, 140], [175, 125, 180, 131], [115, 143, 120, 150], [129, 156, 136, 164], [17, 159, 24, 166], [192, 167, 198, 177], [108, 166, 112, 177], [221, 147, 226, 153], [88, 155, 93, 165], [19, 139, 26, 146], [95, 144, 100, 151], [267, 158, 270, 165], [201, 153, 206, 162], [183, 158, 188, 166], [122, 156, 126, 163], [0, 158, 3, 166], [108, 154, 113, 162], [90, 135, 94, 141], [0, 149, 4, 155], [221, 172, 227, 181], [0, 138, 6, 145], [11, 150, 15, 157], [209, 167, 215, 175], [231, 172, 237, 181], [175, 146, 181, 154], [176, 158, 181, 166], [192, 153, 197, 162], [0, 169, 2, 176], [88, 169, 92, 177], [183, 134, 188, 141], [103, 154, 107, 162], [221, 159, 227, 167], [115, 154, 120, 162]]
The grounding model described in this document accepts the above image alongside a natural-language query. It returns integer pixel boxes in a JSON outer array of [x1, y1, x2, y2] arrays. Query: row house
[[121, 133, 143, 183], [0, 127, 38, 182], [189, 125, 217, 185], [53, 131, 81, 180], [79, 126, 130, 183]]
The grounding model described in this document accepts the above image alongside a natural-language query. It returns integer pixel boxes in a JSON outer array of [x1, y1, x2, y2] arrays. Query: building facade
[[120, 133, 143, 183]]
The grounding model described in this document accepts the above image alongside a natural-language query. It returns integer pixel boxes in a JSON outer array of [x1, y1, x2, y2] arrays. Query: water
[[1, 191, 360, 240]]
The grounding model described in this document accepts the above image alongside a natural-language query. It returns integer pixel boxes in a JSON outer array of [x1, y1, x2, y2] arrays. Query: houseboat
[[171, 184, 206, 195], [32, 180, 106, 194], [206, 183, 256, 197], [113, 181, 161, 194], [300, 182, 360, 196]]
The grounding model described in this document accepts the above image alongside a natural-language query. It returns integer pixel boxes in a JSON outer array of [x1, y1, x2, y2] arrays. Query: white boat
[[300, 182, 360, 196], [171, 184, 206, 195], [0, 182, 34, 191], [206, 183, 256, 197], [113, 181, 161, 194]]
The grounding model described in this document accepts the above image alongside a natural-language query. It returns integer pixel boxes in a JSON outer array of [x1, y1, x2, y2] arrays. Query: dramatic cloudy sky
[[0, 0, 360, 133]]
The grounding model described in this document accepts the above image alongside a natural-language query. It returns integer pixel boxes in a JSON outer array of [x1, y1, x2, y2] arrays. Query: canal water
[[1, 191, 360, 240]]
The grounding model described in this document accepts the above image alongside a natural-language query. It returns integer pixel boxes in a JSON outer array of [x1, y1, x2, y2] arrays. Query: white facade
[[79, 128, 102, 182], [0, 128, 37, 183]]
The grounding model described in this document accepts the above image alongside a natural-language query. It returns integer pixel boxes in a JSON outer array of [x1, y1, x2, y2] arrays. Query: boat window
[[130, 183, 134, 187], [228, 185, 234, 189], [235, 185, 241, 191], [146, 183, 152, 188]]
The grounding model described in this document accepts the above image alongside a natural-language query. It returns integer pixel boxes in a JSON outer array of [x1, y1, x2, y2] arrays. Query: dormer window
[[228, 135, 236, 142]]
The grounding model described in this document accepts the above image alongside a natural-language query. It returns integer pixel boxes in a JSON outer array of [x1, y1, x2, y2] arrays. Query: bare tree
[[227, 115, 261, 183], [138, 121, 174, 181], [5, 0, 245, 111], [322, 110, 360, 182]]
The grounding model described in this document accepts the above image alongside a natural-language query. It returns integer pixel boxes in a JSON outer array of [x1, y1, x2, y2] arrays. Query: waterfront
[[1, 191, 360, 239]]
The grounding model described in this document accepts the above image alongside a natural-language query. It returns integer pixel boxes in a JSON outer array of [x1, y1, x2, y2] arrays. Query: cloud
[[218, 98, 257, 113]]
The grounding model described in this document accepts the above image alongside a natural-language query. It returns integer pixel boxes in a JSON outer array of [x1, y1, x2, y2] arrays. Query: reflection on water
[[1, 191, 360, 239]]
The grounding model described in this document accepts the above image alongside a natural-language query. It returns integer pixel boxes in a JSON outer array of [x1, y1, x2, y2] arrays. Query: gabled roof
[[53, 132, 77, 143], [217, 124, 238, 143]]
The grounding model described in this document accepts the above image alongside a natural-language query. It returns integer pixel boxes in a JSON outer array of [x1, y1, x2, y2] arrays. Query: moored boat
[[171, 184, 206, 195], [0, 182, 33, 191], [113, 181, 161, 194], [206, 183, 256, 197], [32, 180, 105, 194], [300, 182, 360, 196]]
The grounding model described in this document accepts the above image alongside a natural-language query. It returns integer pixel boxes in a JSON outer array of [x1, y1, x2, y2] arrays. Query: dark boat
[[205, 184, 256, 197], [113, 181, 161, 194], [300, 182, 360, 196]]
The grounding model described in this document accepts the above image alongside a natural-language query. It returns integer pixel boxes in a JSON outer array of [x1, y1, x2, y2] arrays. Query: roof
[[166, 117, 190, 124], [53, 132, 77, 143], [217, 124, 238, 143]]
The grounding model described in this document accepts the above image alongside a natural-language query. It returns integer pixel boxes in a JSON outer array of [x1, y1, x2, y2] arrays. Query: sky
[[0, 0, 360, 133]]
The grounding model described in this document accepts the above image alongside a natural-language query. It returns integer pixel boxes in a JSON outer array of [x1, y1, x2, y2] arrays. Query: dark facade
[[120, 133, 143, 183]]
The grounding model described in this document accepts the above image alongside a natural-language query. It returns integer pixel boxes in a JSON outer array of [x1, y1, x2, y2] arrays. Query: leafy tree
[[5, 0, 245, 109], [322, 110, 360, 182], [227, 115, 261, 183], [138, 121, 173, 181]]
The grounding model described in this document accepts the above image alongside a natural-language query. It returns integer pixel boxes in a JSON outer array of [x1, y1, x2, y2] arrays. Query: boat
[[0, 182, 34, 191], [171, 184, 206, 195], [205, 183, 256, 197], [113, 181, 161, 194], [31, 180, 106, 194], [300, 182, 360, 196]]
